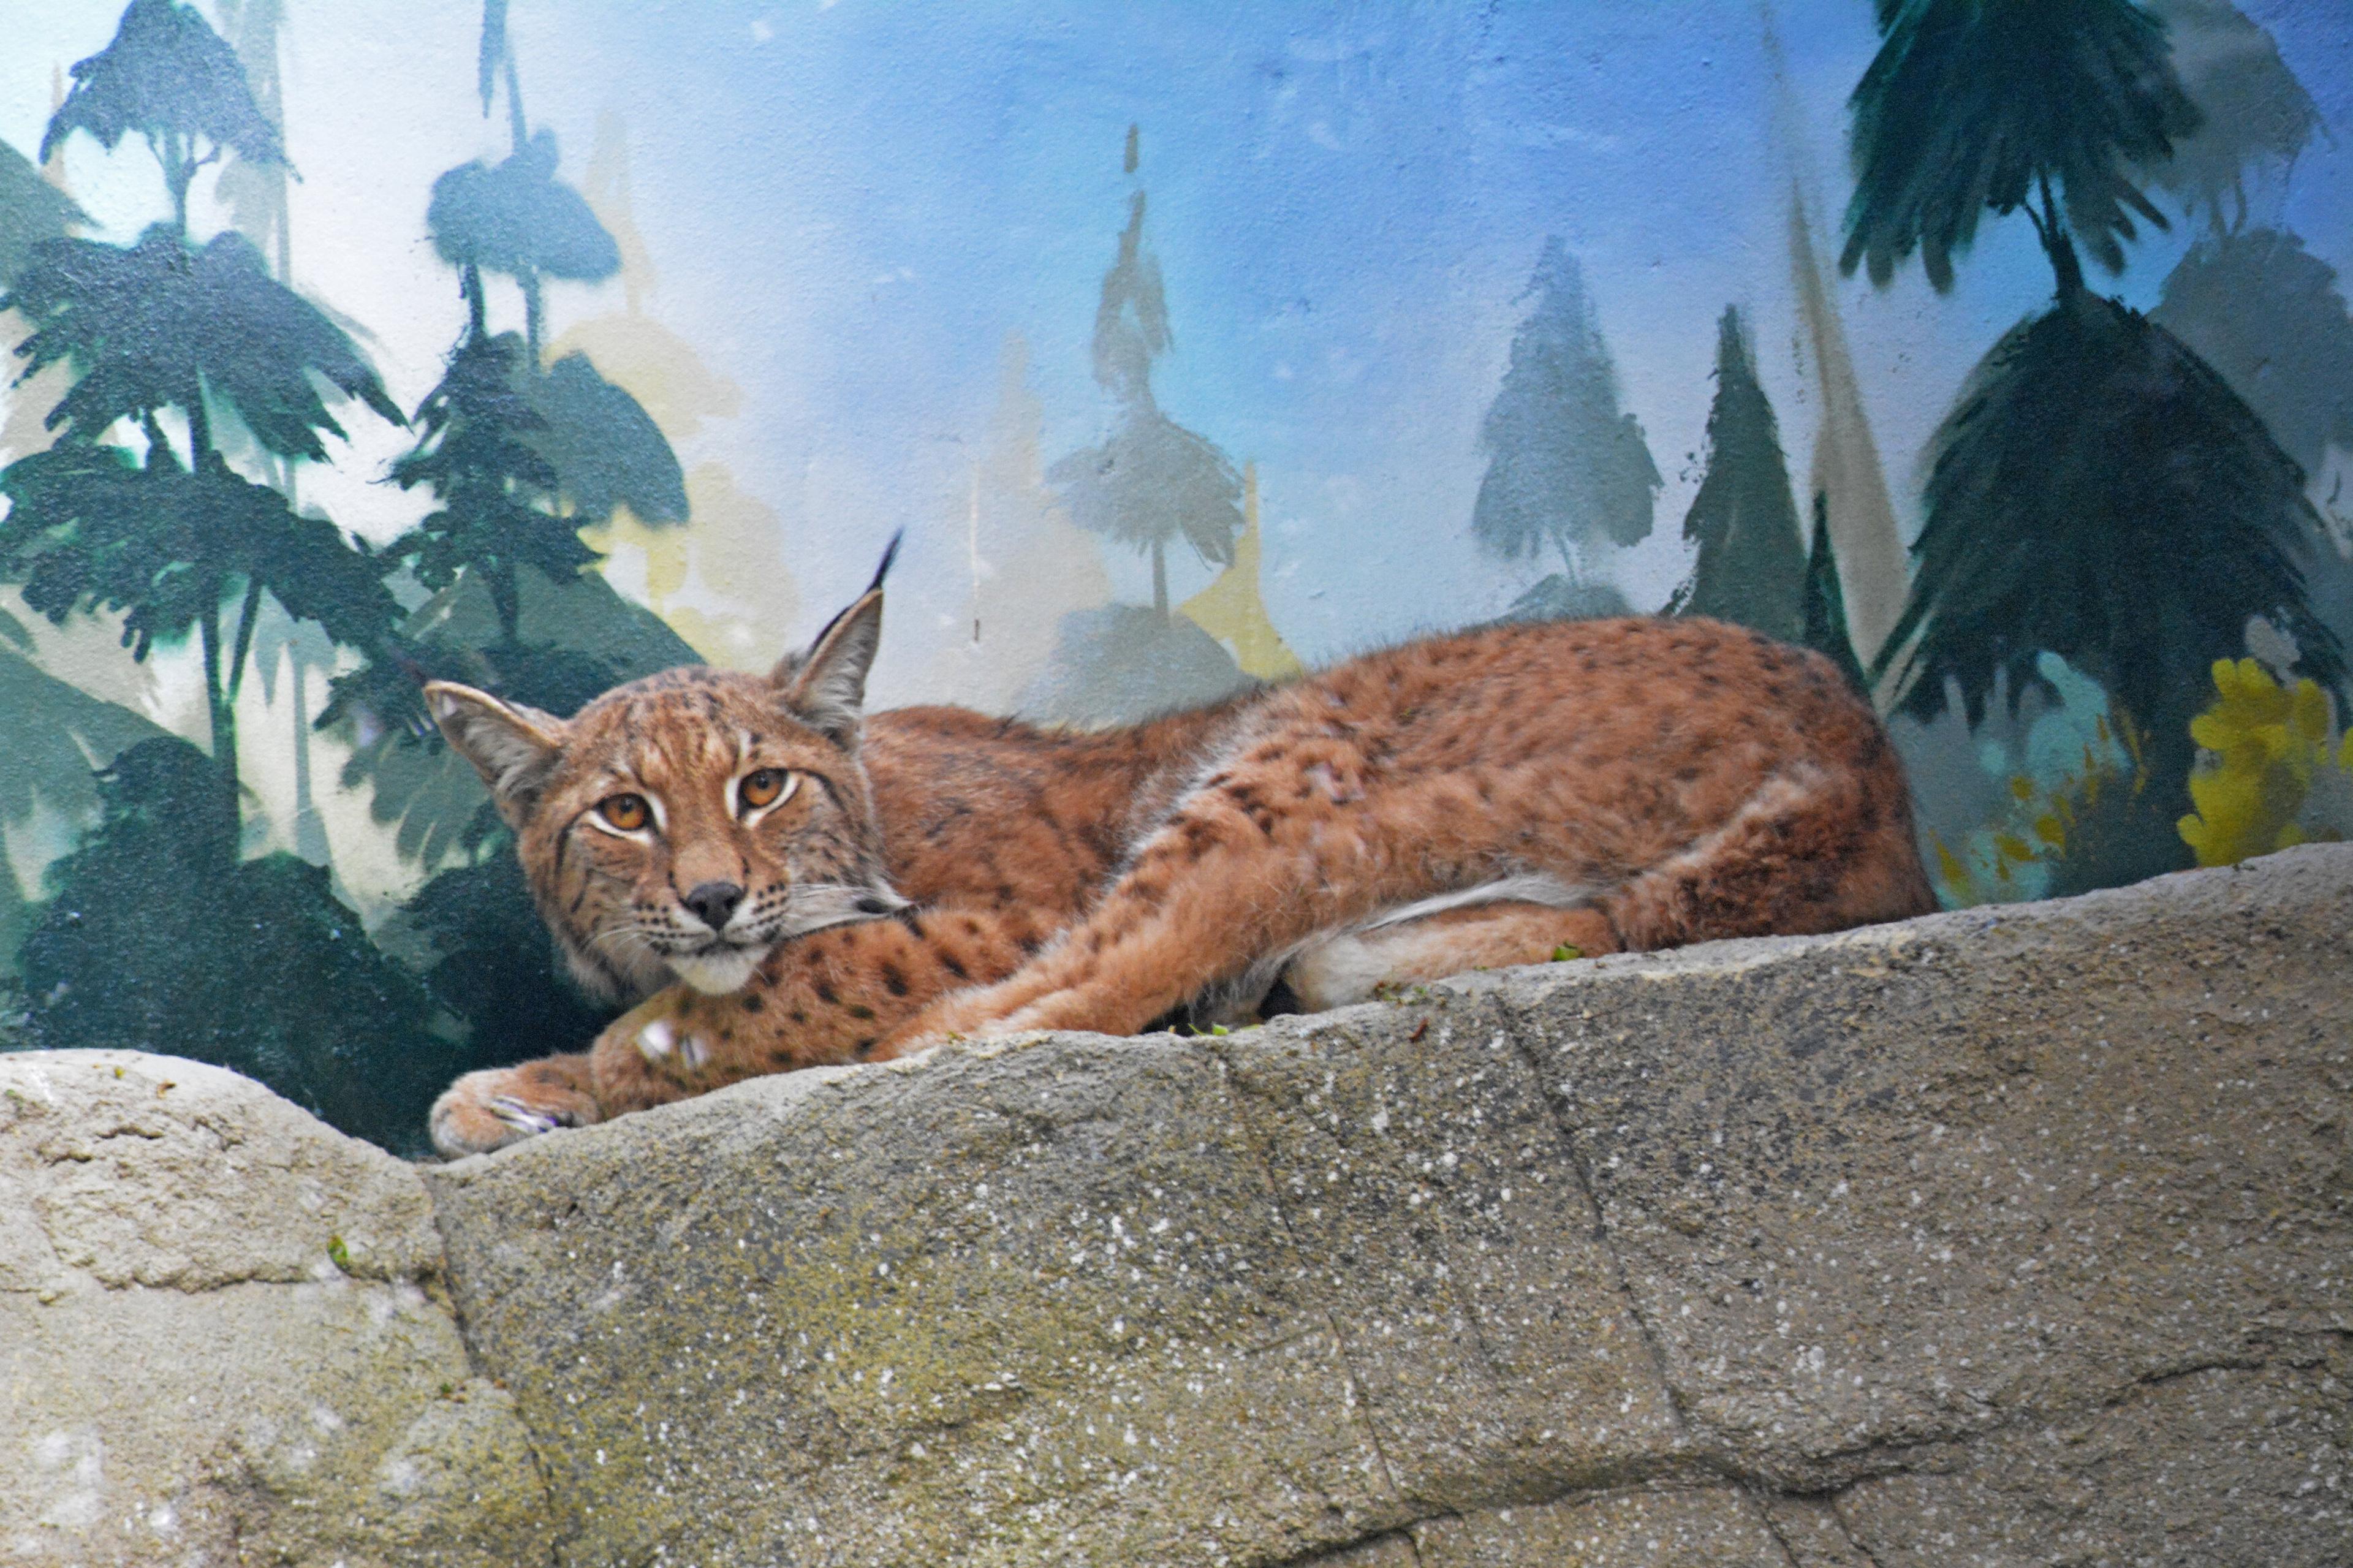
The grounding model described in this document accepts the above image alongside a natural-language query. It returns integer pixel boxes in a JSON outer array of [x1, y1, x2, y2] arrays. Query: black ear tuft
[[864, 530, 904, 597], [770, 534, 900, 746]]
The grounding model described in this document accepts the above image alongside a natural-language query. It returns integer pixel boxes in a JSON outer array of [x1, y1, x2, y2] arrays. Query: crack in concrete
[[1747, 1488, 1812, 1568], [1822, 1496, 1892, 1568], [1274, 1520, 1419, 1567], [2129, 1352, 2273, 1390], [1271, 1480, 1882, 1568], [1213, 1050, 1419, 1546], [1694, 1335, 2343, 1568], [1490, 991, 1701, 1458], [1748, 1487, 1893, 1568], [419, 1175, 578, 1568], [1478, 987, 2276, 1508]]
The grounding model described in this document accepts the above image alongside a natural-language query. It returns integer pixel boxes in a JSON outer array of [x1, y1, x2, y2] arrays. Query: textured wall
[[6, 3, 2353, 1158]]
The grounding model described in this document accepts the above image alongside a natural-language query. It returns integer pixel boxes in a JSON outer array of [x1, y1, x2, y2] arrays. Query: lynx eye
[[738, 768, 795, 814], [597, 793, 651, 832]]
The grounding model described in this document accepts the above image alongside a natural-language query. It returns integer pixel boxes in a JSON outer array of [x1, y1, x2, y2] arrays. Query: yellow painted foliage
[[1930, 710, 2142, 906], [2177, 658, 2352, 866]]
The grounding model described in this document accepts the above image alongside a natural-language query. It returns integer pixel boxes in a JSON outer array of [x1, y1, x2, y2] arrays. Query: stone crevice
[[1490, 989, 1702, 1455], [420, 1181, 575, 1568], [2128, 1347, 2293, 1390], [1219, 1050, 1419, 1532], [1276, 1519, 1426, 1567], [1744, 1488, 1815, 1568], [1817, 1499, 1890, 1568]]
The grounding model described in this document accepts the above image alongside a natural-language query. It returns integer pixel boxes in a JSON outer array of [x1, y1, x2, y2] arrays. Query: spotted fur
[[427, 581, 1934, 1158]]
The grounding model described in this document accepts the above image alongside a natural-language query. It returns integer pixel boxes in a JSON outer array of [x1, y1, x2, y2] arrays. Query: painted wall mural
[[2, 0, 2348, 1151]]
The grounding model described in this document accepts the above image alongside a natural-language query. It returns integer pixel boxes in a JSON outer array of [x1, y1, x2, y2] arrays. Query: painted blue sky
[[6, 0, 2350, 703]]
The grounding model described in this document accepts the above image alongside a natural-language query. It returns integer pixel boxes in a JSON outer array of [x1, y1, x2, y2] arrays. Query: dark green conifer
[[1849, 0, 2344, 888], [0, 140, 88, 289], [0, 2, 437, 1144], [1801, 496, 1869, 694], [1671, 307, 1806, 642], [18, 738, 447, 1153], [2, 0, 404, 816]]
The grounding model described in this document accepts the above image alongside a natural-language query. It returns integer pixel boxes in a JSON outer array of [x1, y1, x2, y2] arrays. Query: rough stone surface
[[428, 1039, 1408, 1567], [1485, 844, 2352, 1494], [7, 846, 2349, 1565], [1, 1050, 439, 1296], [1314, 1485, 1795, 1565], [0, 1051, 554, 1567], [419, 844, 2350, 1565], [1832, 1351, 2353, 1566], [1216, 991, 1684, 1507]]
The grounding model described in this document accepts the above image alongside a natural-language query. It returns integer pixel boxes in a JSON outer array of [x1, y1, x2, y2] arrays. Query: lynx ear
[[771, 534, 898, 746], [425, 681, 568, 815]]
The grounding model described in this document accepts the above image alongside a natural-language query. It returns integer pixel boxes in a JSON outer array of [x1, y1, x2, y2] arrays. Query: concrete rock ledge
[[0, 1051, 553, 1566], [6, 846, 2349, 1566]]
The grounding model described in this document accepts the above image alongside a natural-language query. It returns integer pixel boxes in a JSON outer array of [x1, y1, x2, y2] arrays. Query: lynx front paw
[[585, 990, 747, 1115], [594, 989, 719, 1093], [429, 1055, 602, 1159]]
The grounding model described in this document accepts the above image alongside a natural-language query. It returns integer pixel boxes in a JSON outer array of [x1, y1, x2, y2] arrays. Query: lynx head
[[425, 559, 906, 1002]]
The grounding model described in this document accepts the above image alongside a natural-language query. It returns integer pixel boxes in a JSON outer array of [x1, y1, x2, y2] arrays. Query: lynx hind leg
[[430, 1052, 603, 1159], [1600, 764, 1936, 951], [1283, 902, 1619, 1013]]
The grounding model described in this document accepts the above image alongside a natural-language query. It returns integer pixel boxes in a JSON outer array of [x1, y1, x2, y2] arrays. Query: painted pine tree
[[1049, 125, 1243, 618], [0, 0, 439, 1143], [1851, 0, 2346, 890], [1, 0, 404, 816], [0, 137, 123, 980], [1472, 237, 1657, 619], [1669, 307, 1807, 642], [0, 139, 85, 290], [2140, 0, 2321, 235], [1801, 497, 1870, 694], [1034, 126, 1251, 725], [2153, 230, 2353, 482], [328, 0, 702, 1093]]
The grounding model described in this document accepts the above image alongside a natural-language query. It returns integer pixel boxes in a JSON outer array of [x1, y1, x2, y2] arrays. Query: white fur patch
[[1280, 873, 1599, 1011], [670, 947, 765, 996], [1356, 872, 1594, 931], [1281, 934, 1396, 1013], [771, 882, 907, 940]]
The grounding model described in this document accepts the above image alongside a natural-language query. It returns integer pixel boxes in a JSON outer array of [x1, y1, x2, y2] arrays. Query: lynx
[[425, 565, 1934, 1157]]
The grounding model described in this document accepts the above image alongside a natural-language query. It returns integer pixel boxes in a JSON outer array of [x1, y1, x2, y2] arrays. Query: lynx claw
[[489, 1096, 563, 1135]]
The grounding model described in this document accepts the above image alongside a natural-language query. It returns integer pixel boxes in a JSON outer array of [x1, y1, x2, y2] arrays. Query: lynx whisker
[[760, 881, 907, 941], [587, 923, 667, 956]]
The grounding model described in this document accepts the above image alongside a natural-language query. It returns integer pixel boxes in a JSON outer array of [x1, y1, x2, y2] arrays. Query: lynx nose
[[681, 881, 745, 931]]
